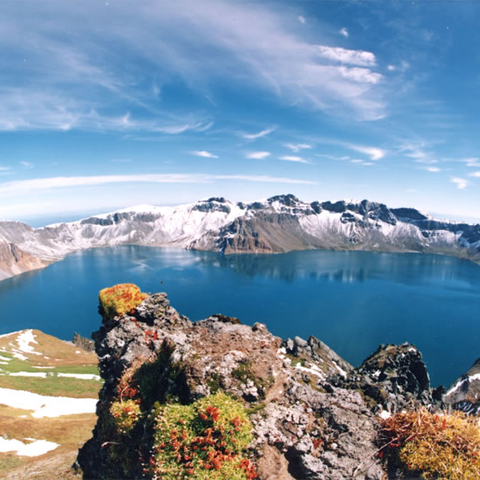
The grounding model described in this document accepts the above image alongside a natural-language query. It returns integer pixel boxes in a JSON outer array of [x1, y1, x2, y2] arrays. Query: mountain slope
[[0, 239, 47, 281], [1, 194, 480, 281]]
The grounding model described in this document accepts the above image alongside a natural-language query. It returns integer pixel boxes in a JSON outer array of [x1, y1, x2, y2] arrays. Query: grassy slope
[[0, 330, 100, 478]]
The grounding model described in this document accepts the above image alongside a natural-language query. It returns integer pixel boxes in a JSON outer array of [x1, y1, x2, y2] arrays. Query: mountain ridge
[[1, 194, 479, 281]]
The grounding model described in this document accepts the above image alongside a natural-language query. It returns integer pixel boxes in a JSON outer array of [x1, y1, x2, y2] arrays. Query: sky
[[1, 0, 480, 225]]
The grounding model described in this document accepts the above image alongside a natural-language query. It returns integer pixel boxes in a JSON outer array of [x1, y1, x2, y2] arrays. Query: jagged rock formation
[[1, 194, 480, 281], [445, 356, 480, 415], [330, 343, 433, 414], [77, 290, 440, 479]]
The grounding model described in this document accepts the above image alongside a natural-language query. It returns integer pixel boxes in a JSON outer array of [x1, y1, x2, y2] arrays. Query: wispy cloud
[[284, 143, 312, 152], [425, 166, 441, 173], [469, 171, 480, 178], [0, 173, 315, 195], [298, 15, 306, 24], [339, 28, 349, 38], [462, 157, 480, 168], [279, 155, 310, 164], [240, 127, 275, 140], [316, 46, 376, 67], [348, 145, 386, 161], [451, 177, 468, 190], [20, 161, 33, 169], [351, 159, 373, 166], [246, 151, 270, 160], [0, 0, 387, 132], [191, 151, 219, 158]]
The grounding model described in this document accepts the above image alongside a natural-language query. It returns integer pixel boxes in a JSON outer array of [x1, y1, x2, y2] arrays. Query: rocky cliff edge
[[77, 285, 479, 479]]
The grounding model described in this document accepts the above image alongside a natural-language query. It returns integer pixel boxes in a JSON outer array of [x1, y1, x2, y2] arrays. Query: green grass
[[0, 453, 24, 473], [0, 354, 99, 375], [0, 376, 101, 398]]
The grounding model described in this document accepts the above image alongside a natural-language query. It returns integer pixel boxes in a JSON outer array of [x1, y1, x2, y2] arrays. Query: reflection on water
[[0, 246, 479, 387]]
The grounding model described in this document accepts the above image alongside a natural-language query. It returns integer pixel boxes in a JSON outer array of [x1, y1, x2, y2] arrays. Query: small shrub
[[379, 408, 480, 479], [147, 392, 257, 479], [99, 283, 147, 321], [110, 399, 142, 434]]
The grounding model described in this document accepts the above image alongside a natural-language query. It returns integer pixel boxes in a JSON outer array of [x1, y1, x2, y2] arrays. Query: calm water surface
[[1, 247, 479, 387]]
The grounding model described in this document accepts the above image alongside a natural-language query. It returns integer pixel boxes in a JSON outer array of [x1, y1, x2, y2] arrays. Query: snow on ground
[[0, 437, 59, 456], [8, 372, 47, 378], [446, 373, 480, 397], [0, 354, 11, 361], [0, 387, 97, 418], [57, 373, 101, 381], [16, 329, 41, 356]]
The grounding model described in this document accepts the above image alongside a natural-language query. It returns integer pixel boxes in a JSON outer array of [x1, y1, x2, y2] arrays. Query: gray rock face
[[332, 343, 433, 414], [78, 292, 387, 479], [445, 356, 480, 415]]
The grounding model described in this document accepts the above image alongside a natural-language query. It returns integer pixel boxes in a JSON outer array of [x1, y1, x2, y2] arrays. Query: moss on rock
[[99, 283, 147, 321]]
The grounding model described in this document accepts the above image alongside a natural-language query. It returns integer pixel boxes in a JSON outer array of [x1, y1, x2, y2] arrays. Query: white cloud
[[241, 127, 275, 140], [279, 155, 310, 164], [348, 145, 386, 161], [284, 143, 312, 152], [20, 161, 33, 169], [339, 28, 349, 38], [469, 171, 480, 178], [0, 166, 11, 171], [0, 0, 386, 130], [246, 151, 270, 160], [451, 177, 468, 190], [0, 173, 315, 195], [191, 151, 219, 158], [425, 166, 441, 172], [339, 66, 381, 84], [463, 157, 480, 167], [316, 46, 376, 67], [298, 16, 306, 24]]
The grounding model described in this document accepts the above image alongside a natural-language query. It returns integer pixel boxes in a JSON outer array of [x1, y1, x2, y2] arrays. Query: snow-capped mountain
[[1, 194, 479, 280]]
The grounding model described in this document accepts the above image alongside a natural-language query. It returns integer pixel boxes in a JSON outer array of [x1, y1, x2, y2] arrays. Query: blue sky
[[1, 0, 480, 224]]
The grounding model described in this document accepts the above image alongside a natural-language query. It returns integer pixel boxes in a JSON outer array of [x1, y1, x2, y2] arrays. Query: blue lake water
[[0, 246, 479, 387]]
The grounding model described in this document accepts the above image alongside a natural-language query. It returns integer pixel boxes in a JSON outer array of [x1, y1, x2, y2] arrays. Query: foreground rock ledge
[[77, 292, 443, 479]]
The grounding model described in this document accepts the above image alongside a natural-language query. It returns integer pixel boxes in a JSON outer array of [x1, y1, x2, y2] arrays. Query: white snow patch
[[332, 361, 347, 377], [12, 352, 27, 361], [0, 355, 11, 361], [16, 330, 41, 356], [75, 350, 81, 354], [0, 437, 59, 456], [295, 364, 324, 378], [0, 362, 8, 365], [57, 373, 101, 381], [9, 372, 47, 378], [32, 366, 54, 369], [0, 387, 97, 418]]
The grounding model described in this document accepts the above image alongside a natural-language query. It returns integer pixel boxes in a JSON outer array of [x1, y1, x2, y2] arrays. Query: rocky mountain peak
[[266, 193, 300, 206]]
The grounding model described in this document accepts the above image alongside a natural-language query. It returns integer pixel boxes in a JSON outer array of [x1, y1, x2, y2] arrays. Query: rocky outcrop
[[331, 343, 433, 415], [77, 289, 446, 479], [445, 356, 480, 415]]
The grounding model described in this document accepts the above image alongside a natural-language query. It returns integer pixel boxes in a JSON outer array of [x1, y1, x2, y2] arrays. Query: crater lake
[[1, 246, 479, 387]]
